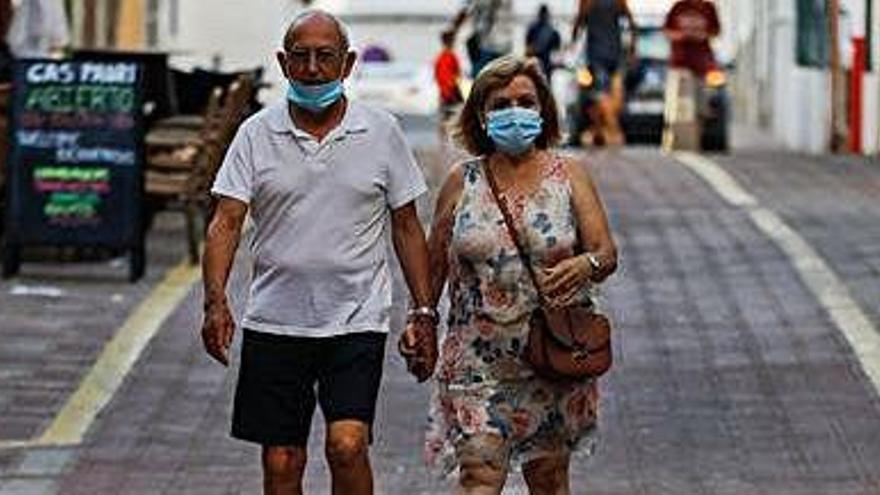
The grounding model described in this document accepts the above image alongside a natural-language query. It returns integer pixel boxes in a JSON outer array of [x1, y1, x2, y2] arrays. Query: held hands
[[398, 317, 438, 383], [201, 299, 236, 366], [538, 254, 594, 307]]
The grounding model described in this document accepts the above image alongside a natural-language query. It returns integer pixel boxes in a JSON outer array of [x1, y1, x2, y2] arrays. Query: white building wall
[[733, 0, 880, 154], [767, 1, 830, 153], [865, 0, 880, 153]]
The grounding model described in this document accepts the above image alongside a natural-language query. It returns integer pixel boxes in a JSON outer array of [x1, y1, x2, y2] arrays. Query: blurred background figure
[[450, 0, 514, 78], [433, 29, 463, 143], [525, 3, 561, 83], [572, 0, 637, 147], [663, 0, 720, 76], [361, 43, 392, 63], [661, 0, 721, 151], [5, 0, 69, 59], [0, 0, 12, 81]]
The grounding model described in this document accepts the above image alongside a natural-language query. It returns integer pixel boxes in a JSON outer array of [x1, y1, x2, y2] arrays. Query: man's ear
[[276, 51, 290, 79], [341, 51, 357, 80]]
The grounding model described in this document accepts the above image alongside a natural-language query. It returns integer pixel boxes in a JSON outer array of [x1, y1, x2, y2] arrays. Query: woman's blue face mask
[[486, 107, 543, 156], [287, 78, 344, 113]]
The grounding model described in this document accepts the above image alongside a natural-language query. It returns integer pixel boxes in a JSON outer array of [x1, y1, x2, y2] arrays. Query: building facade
[[732, 0, 880, 154]]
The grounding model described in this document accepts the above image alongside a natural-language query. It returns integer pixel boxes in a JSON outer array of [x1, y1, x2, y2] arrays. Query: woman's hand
[[398, 318, 438, 382], [538, 254, 592, 307]]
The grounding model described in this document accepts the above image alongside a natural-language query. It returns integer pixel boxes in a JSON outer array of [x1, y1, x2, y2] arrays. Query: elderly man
[[201, 10, 436, 495]]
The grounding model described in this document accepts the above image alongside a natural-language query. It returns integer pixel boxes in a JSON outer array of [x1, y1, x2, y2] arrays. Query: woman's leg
[[455, 434, 509, 495], [522, 453, 570, 495]]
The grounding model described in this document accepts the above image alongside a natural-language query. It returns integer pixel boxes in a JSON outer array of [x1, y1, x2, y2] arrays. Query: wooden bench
[[144, 74, 255, 263]]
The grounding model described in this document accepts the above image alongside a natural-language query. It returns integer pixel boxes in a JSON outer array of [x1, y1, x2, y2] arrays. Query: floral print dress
[[425, 157, 600, 476]]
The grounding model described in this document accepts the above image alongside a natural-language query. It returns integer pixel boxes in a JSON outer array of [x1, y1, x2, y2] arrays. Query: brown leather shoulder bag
[[483, 160, 612, 381]]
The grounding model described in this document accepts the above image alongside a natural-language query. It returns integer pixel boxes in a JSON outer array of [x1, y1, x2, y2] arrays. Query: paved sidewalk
[[0, 212, 192, 492], [2, 146, 880, 494]]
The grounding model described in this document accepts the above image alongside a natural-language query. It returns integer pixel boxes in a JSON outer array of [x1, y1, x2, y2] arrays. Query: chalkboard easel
[[2, 59, 146, 282]]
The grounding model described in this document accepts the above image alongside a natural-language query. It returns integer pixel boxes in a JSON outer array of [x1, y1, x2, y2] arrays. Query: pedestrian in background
[[202, 10, 436, 495], [661, 0, 721, 150], [525, 4, 562, 83], [664, 0, 720, 76], [434, 29, 463, 142], [5, 0, 69, 59], [572, 0, 637, 147], [418, 55, 618, 493], [450, 0, 514, 78]]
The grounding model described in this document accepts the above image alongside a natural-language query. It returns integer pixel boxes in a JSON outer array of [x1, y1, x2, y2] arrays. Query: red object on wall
[[849, 37, 865, 154]]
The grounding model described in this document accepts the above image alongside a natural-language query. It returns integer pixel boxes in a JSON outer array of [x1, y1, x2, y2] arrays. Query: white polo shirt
[[211, 99, 427, 337]]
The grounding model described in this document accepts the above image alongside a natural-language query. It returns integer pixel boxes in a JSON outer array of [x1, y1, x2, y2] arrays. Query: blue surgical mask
[[486, 107, 543, 156], [287, 79, 344, 113]]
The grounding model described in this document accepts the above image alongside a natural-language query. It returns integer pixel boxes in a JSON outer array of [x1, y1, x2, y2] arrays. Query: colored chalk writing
[[3, 59, 145, 279]]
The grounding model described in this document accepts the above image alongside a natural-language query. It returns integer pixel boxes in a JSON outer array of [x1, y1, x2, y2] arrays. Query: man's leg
[[262, 446, 308, 495], [325, 419, 373, 495], [317, 332, 387, 495], [231, 331, 319, 495]]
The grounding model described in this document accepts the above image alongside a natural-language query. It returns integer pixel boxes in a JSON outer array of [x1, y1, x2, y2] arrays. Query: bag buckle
[[572, 347, 590, 361]]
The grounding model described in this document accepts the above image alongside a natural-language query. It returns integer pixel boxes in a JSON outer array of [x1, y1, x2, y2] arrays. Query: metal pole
[[828, 0, 846, 152]]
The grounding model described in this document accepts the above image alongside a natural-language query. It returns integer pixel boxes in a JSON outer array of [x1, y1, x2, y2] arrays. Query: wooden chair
[[144, 74, 255, 263], [0, 83, 12, 231]]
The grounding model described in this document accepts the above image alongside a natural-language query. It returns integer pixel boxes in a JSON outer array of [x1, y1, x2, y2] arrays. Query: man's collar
[[267, 99, 369, 138]]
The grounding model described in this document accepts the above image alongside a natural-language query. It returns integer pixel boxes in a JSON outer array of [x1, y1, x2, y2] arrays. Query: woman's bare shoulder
[[558, 153, 596, 187]]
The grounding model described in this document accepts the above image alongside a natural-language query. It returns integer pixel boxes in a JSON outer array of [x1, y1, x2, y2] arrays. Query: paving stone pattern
[[2, 148, 880, 494]]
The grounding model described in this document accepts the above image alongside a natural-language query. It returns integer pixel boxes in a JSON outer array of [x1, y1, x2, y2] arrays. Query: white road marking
[[676, 151, 880, 392], [0, 259, 201, 450]]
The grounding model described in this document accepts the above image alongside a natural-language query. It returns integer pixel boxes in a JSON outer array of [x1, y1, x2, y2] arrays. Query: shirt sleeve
[[385, 117, 427, 210], [706, 5, 721, 36], [664, 4, 681, 30], [211, 125, 254, 205]]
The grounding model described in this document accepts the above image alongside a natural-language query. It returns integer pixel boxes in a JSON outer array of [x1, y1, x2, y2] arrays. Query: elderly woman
[[412, 55, 617, 494]]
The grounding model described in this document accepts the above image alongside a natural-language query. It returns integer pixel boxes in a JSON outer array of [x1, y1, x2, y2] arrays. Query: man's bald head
[[283, 9, 350, 53]]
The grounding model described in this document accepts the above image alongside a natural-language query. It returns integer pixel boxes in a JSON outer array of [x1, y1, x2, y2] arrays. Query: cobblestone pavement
[[1, 144, 879, 494]]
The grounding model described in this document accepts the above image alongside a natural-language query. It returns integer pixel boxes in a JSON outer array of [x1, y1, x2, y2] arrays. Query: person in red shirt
[[663, 0, 720, 75], [434, 29, 463, 138]]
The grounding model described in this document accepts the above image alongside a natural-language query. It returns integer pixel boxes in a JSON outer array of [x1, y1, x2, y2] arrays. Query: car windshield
[[637, 29, 670, 61]]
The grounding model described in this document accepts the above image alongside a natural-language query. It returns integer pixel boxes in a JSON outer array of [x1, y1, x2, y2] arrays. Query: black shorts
[[588, 59, 620, 94], [231, 329, 387, 447]]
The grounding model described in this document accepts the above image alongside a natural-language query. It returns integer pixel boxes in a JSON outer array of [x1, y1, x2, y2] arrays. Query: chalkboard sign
[[2, 59, 145, 281]]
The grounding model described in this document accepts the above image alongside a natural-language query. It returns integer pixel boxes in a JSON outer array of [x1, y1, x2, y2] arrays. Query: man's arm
[[391, 201, 437, 382], [663, 3, 685, 42], [572, 0, 592, 43], [391, 202, 431, 308], [450, 4, 471, 40], [201, 197, 247, 366], [706, 3, 721, 39]]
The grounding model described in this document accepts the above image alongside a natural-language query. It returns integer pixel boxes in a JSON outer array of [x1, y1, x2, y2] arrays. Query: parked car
[[347, 60, 438, 116], [564, 25, 731, 151]]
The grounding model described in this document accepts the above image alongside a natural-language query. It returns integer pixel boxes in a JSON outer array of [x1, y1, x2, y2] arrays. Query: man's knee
[[325, 425, 369, 468], [262, 446, 307, 479]]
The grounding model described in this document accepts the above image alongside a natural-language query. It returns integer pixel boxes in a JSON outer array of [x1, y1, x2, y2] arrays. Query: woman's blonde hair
[[453, 55, 561, 156]]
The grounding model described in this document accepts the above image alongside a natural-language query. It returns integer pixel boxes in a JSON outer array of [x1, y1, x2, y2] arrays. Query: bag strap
[[482, 160, 548, 306]]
